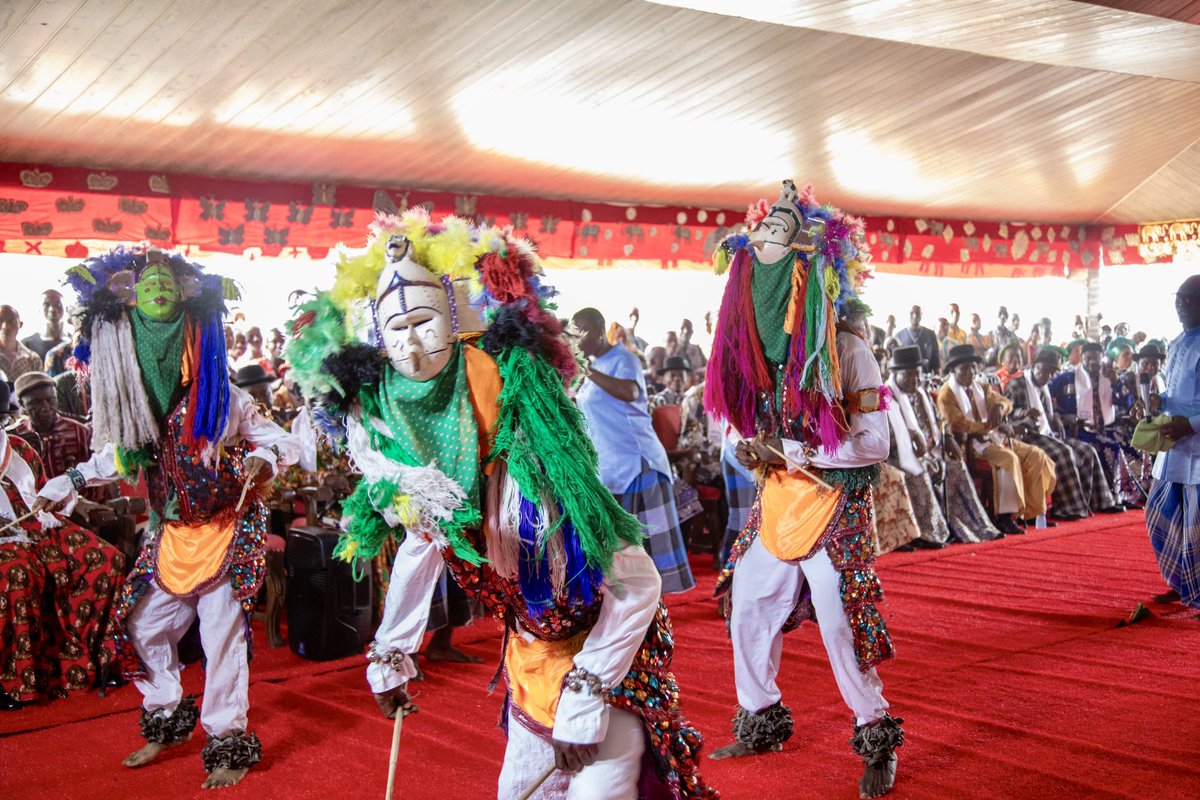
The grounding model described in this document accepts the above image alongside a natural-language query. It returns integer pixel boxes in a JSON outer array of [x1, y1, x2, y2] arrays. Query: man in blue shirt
[[572, 308, 694, 594], [1145, 276, 1200, 609]]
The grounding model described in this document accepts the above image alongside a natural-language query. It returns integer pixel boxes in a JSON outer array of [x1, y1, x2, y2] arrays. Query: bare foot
[[859, 755, 897, 798], [708, 741, 782, 760], [123, 737, 189, 768], [202, 766, 249, 789], [424, 645, 483, 664]]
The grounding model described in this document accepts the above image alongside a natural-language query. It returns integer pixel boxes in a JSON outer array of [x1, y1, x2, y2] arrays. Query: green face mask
[[135, 264, 181, 321]]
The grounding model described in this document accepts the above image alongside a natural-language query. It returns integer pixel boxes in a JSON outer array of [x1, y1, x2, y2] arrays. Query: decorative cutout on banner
[[0, 162, 1178, 275], [1139, 219, 1200, 260]]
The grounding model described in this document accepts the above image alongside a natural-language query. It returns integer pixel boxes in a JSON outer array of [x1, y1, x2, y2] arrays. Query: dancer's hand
[[551, 740, 599, 773], [1164, 416, 1195, 441], [31, 496, 65, 514], [373, 686, 417, 720], [734, 439, 762, 470], [244, 456, 273, 486]]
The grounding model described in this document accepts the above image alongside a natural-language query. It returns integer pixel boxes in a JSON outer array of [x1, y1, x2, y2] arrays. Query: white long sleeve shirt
[[368, 541, 662, 746], [782, 331, 891, 470], [38, 386, 301, 505]]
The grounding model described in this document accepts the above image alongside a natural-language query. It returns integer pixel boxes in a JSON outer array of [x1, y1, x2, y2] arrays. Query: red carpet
[[3, 512, 1199, 799]]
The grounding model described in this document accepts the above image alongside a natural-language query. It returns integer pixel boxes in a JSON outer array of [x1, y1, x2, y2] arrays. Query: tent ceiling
[[1, 0, 1198, 224]]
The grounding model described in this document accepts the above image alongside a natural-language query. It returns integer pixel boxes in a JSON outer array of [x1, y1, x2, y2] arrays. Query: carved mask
[[748, 179, 808, 264], [135, 263, 181, 321], [374, 236, 454, 381]]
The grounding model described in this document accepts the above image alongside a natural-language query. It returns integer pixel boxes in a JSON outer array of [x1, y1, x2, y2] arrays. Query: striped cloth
[[1146, 480, 1200, 608], [615, 460, 695, 594], [721, 448, 757, 561]]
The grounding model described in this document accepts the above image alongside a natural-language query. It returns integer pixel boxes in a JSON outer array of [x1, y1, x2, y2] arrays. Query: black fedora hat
[[655, 355, 692, 376], [1134, 342, 1165, 361], [888, 345, 925, 371], [234, 364, 273, 388], [943, 344, 983, 372]]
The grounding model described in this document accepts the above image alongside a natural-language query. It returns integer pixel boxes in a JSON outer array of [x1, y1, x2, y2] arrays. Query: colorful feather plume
[[708, 183, 874, 452]]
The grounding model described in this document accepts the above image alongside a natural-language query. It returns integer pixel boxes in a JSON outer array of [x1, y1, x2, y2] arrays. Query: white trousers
[[126, 578, 250, 737], [730, 537, 888, 726], [497, 708, 645, 800]]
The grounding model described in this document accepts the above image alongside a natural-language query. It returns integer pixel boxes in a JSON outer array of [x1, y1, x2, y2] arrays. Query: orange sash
[[759, 470, 843, 562], [156, 518, 237, 595], [504, 629, 590, 729]]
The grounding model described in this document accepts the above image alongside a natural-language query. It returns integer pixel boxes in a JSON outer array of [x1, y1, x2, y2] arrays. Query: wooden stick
[[0, 510, 37, 535], [384, 710, 403, 800], [517, 764, 557, 800], [235, 461, 263, 513], [762, 444, 836, 493]]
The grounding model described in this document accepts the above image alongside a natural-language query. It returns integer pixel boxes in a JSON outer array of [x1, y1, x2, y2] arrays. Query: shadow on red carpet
[[2, 512, 1198, 799]]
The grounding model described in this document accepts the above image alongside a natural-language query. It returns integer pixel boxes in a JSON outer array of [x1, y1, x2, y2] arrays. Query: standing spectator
[[967, 313, 991, 353], [0, 306, 44, 381], [243, 327, 277, 378], [11, 372, 92, 480], [21, 290, 66, 362], [993, 306, 1018, 352], [1145, 275, 1200, 608], [946, 303, 968, 345], [627, 307, 650, 354], [664, 330, 680, 358], [935, 318, 953, 366], [266, 328, 287, 374], [896, 304, 942, 373], [678, 319, 707, 371], [572, 307, 694, 594]]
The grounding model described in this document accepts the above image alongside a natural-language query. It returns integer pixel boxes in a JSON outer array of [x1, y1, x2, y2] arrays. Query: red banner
[[0, 162, 1174, 274]]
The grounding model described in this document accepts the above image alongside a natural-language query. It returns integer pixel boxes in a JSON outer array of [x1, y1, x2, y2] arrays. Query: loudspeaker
[[285, 526, 373, 661]]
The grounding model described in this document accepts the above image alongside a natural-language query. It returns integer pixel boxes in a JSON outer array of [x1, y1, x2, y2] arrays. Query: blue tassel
[[516, 496, 554, 617], [191, 312, 231, 444], [561, 516, 601, 608]]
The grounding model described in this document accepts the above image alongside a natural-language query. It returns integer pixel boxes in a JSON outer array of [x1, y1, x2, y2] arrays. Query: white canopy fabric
[[1, 0, 1198, 223]]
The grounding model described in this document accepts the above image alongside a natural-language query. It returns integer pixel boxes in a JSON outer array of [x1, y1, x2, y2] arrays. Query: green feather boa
[[491, 348, 644, 574]]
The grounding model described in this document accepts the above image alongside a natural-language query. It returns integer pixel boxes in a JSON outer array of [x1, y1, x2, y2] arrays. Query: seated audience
[[881, 347, 951, 549], [1006, 349, 1122, 519], [0, 430, 125, 708], [889, 347, 1001, 543], [1049, 342, 1140, 505], [937, 344, 1056, 534]]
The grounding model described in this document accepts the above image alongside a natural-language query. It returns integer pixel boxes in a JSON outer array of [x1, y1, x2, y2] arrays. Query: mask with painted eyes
[[135, 263, 182, 321], [375, 237, 454, 381], [748, 180, 810, 264]]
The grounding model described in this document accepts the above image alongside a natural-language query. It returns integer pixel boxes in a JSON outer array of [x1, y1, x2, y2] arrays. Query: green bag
[[1131, 415, 1178, 455]]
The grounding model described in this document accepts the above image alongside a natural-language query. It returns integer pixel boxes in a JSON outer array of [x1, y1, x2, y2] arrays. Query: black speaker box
[[285, 526, 373, 661]]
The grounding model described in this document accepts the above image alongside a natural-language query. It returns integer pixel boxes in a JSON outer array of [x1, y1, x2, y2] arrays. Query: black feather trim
[[83, 288, 130, 324], [321, 343, 385, 414], [479, 304, 542, 356]]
